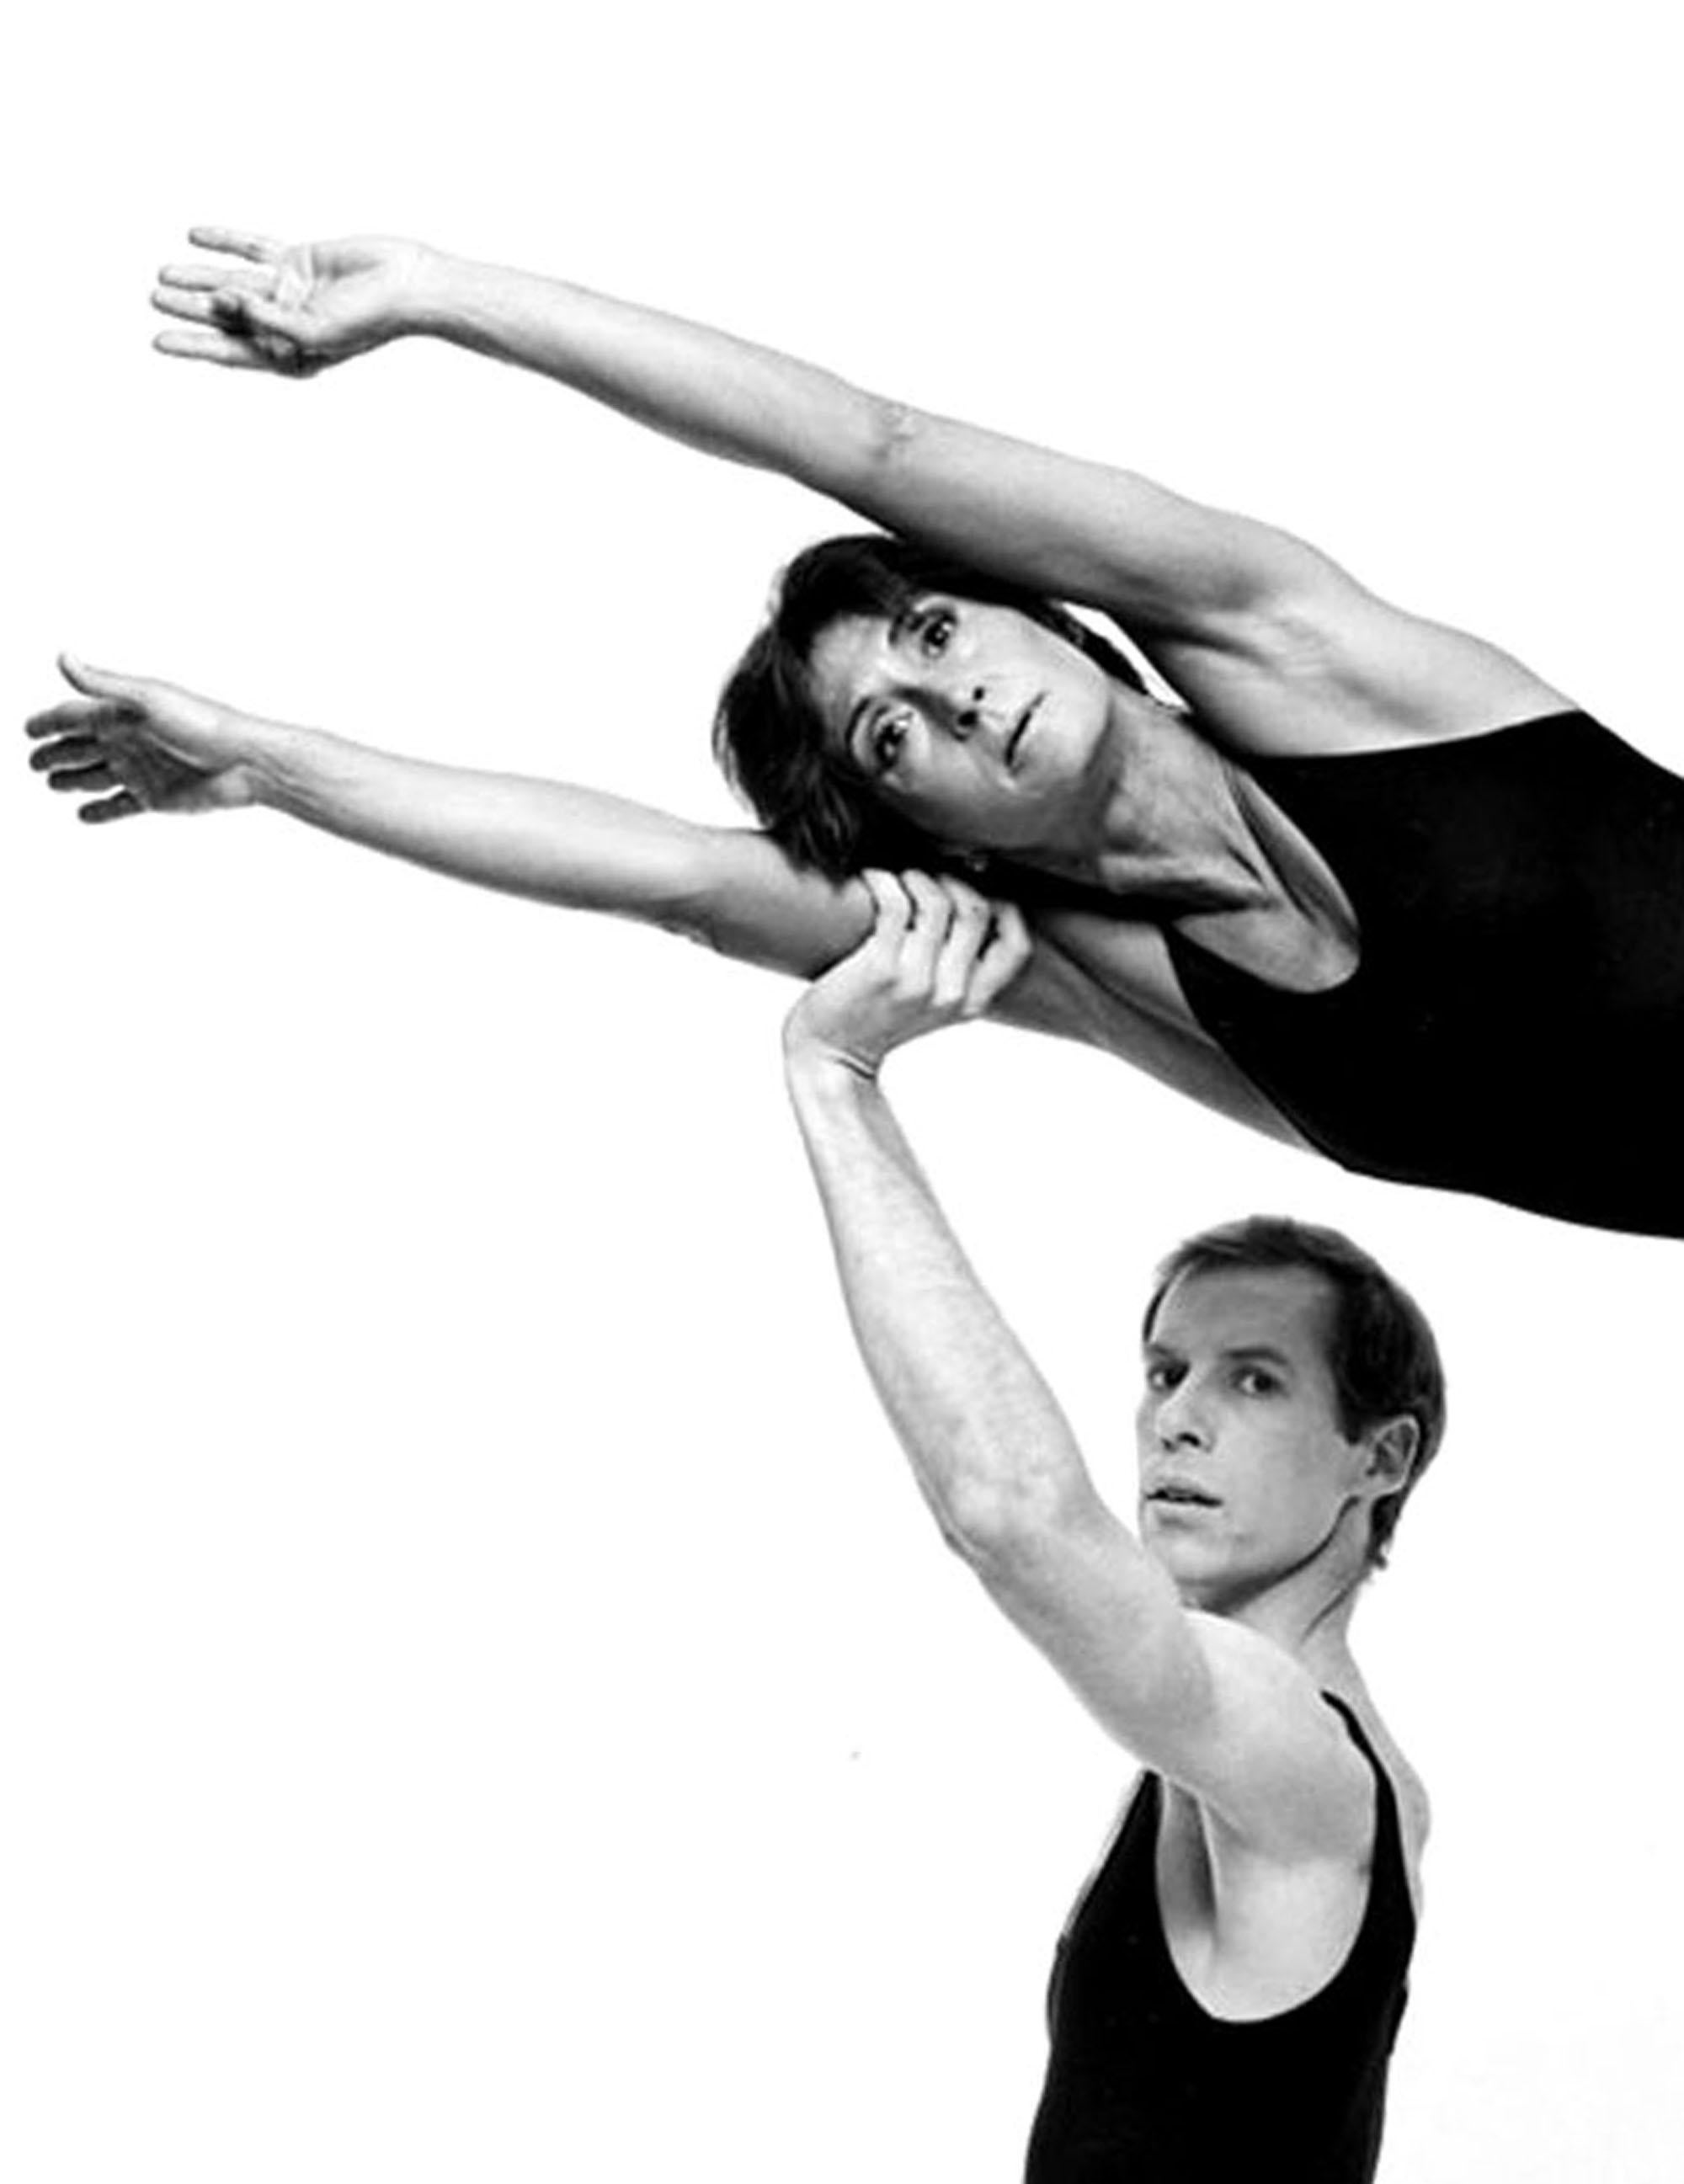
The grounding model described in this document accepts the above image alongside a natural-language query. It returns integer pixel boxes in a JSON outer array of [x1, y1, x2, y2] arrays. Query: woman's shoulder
[[991, 898, 1309, 1145], [1148, 591, 1579, 762]]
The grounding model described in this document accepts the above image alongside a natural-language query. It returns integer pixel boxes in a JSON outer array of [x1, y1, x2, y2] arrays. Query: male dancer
[[782, 871, 1442, 2181]]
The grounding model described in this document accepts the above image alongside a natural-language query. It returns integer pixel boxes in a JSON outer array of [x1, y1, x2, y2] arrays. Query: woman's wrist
[[399, 245, 477, 342], [402, 251, 575, 359], [242, 718, 351, 817]]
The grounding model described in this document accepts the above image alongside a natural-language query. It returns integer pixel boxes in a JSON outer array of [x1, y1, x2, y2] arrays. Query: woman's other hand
[[27, 657, 276, 823], [151, 227, 436, 376]]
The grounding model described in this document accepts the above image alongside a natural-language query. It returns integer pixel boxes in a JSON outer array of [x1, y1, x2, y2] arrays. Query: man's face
[[804, 594, 1114, 854], [1136, 1265, 1382, 1609]]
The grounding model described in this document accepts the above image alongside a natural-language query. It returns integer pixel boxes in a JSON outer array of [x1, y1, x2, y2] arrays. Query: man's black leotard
[[1022, 1696, 1414, 2184], [1161, 711, 1684, 1236]]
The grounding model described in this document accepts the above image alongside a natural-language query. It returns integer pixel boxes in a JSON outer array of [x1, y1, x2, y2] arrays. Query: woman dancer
[[29, 226, 1684, 1235]]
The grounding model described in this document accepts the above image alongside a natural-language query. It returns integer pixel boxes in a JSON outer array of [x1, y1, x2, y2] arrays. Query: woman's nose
[[950, 684, 987, 737]]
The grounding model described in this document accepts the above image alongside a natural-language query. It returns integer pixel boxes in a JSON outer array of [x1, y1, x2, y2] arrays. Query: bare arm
[[26, 658, 872, 974], [29, 664, 1303, 1111], [781, 875, 1369, 1857], [150, 232, 1356, 643], [153, 230, 1568, 741]]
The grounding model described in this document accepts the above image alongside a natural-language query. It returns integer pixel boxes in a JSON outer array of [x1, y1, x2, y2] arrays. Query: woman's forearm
[[242, 716, 872, 974], [405, 253, 889, 498], [249, 720, 717, 936]]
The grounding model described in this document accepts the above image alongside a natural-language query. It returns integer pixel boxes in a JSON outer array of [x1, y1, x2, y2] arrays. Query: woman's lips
[[1005, 693, 1041, 770]]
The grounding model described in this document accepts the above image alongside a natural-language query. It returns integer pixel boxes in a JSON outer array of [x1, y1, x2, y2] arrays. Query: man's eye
[[1143, 1363, 1180, 1393], [871, 716, 909, 773], [1235, 1368, 1281, 1396], [920, 608, 956, 654]]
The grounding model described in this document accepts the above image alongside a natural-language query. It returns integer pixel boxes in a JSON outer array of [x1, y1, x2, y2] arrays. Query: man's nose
[[1154, 1382, 1212, 1448]]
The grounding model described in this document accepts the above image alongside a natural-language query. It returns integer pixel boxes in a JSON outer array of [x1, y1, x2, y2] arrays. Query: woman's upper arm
[[852, 408, 1341, 638], [684, 827, 875, 976]]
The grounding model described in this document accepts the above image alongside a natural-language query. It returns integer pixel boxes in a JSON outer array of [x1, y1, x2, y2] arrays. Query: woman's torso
[[1019, 709, 1684, 1234]]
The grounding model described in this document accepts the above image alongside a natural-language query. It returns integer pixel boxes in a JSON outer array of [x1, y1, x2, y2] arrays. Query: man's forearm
[[248, 721, 713, 933], [405, 254, 887, 498], [785, 1047, 1103, 1554]]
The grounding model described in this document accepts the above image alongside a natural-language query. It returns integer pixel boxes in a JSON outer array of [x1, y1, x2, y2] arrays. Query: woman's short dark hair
[[1141, 1216, 1447, 1571], [712, 532, 1148, 880]]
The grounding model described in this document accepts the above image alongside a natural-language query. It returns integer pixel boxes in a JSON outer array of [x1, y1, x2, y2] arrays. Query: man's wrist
[[781, 1034, 882, 1108]]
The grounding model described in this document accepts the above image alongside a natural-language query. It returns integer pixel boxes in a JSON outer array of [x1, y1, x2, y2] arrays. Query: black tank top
[[1163, 712, 1684, 1236], [1023, 1696, 1414, 2184]]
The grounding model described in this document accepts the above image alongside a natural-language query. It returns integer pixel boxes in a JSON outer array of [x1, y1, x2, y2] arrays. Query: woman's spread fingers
[[185, 226, 282, 264], [50, 763, 118, 794], [157, 261, 270, 296], [29, 734, 101, 770], [152, 327, 272, 370], [79, 791, 143, 825], [150, 286, 227, 327], [26, 705, 105, 741]]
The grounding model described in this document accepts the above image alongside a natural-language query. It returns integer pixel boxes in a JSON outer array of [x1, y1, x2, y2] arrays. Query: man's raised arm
[[782, 871, 1371, 1859]]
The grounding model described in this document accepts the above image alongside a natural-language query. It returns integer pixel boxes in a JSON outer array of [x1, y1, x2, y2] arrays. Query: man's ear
[[1366, 1415, 1420, 1501]]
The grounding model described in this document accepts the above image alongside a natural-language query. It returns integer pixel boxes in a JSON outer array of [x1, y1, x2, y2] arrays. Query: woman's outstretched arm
[[24, 663, 1304, 1140], [25, 658, 873, 975], [149, 231, 1340, 635], [151, 231, 1568, 738]]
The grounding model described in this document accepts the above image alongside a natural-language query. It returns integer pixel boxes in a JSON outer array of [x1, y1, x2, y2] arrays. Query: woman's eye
[[1235, 1369, 1280, 1396], [871, 716, 909, 774], [919, 608, 956, 655], [1143, 1363, 1180, 1393]]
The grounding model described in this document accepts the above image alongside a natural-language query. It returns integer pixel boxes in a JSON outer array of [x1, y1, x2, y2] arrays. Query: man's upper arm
[[976, 1504, 1373, 1861]]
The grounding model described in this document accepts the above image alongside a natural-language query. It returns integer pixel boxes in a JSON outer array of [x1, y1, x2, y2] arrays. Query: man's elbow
[[936, 1473, 1095, 1583]]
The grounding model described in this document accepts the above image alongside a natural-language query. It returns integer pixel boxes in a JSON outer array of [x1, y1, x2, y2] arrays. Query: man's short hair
[[711, 531, 1148, 880], [1142, 1216, 1447, 1569]]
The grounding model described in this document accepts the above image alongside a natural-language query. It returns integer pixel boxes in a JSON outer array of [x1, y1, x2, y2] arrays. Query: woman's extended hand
[[783, 870, 1032, 1079], [151, 227, 436, 376], [26, 658, 274, 822]]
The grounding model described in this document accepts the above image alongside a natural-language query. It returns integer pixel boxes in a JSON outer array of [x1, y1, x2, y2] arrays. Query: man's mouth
[[1145, 1483, 1221, 1508], [1005, 695, 1041, 770]]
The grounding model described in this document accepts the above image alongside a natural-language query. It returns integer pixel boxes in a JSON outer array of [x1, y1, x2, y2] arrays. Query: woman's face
[[805, 594, 1116, 854]]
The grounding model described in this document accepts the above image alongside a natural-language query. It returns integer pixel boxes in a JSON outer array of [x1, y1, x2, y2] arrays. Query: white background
[[7, 3, 1681, 2177]]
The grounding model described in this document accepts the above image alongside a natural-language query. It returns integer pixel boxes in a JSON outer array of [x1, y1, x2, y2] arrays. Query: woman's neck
[[1017, 694, 1282, 914]]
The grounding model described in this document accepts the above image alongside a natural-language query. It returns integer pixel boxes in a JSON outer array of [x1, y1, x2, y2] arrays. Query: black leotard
[[1022, 1696, 1414, 2184], [1162, 711, 1684, 1236]]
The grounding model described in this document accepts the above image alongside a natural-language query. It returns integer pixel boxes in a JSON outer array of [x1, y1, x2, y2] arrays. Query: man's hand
[[783, 870, 1031, 1079], [27, 657, 275, 822], [151, 227, 436, 376]]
